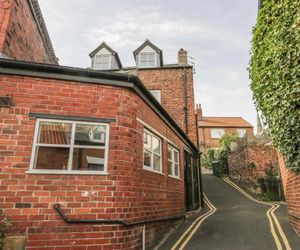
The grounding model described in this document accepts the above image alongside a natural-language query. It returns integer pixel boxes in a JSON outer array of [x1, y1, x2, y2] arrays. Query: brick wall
[[278, 154, 300, 236], [200, 127, 253, 152], [0, 0, 54, 63], [228, 145, 279, 191], [137, 67, 197, 144], [0, 74, 189, 249]]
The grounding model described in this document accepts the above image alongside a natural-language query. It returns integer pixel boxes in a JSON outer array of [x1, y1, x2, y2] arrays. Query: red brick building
[[0, 1, 202, 249], [196, 104, 254, 152]]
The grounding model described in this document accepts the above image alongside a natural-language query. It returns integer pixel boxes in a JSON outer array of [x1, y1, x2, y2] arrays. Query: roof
[[133, 39, 163, 66], [28, 0, 58, 64], [89, 42, 122, 69], [198, 117, 253, 128], [0, 58, 198, 155]]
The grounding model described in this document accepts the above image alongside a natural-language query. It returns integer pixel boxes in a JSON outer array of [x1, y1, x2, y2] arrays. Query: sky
[[39, 0, 259, 132]]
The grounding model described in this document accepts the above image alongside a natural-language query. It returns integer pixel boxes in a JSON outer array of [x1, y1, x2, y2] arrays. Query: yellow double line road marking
[[223, 177, 291, 250], [171, 194, 217, 250]]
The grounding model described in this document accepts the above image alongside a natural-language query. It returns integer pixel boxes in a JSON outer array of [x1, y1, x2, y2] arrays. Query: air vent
[[0, 96, 12, 108]]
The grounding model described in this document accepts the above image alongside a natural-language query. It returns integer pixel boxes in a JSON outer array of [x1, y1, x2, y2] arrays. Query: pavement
[[159, 174, 300, 250]]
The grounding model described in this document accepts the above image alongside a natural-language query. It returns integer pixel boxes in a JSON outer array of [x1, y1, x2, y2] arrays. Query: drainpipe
[[183, 67, 189, 135], [142, 224, 146, 250], [195, 112, 204, 208]]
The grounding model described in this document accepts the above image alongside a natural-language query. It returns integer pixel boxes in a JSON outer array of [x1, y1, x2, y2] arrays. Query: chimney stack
[[196, 104, 203, 120], [178, 48, 188, 65]]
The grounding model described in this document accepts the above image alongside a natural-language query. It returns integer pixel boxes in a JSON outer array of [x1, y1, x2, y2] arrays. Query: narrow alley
[[163, 174, 300, 250]]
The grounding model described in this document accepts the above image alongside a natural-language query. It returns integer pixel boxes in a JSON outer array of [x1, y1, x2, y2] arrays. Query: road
[[168, 174, 300, 250]]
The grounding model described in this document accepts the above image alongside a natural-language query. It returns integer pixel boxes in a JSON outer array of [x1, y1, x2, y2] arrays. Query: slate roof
[[199, 117, 253, 128]]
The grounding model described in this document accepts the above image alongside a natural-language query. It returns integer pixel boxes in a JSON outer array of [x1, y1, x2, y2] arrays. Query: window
[[29, 119, 109, 174], [237, 129, 246, 138], [94, 54, 111, 70], [168, 145, 180, 178], [139, 52, 156, 67], [150, 90, 161, 103], [210, 128, 225, 139], [143, 129, 162, 173]]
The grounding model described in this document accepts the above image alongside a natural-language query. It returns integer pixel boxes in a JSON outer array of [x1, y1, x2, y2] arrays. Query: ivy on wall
[[249, 0, 300, 171]]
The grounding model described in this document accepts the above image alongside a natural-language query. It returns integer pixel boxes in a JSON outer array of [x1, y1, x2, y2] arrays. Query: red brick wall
[[0, 74, 188, 249], [0, 0, 53, 63], [228, 145, 278, 191], [278, 153, 300, 236], [137, 67, 197, 144], [199, 127, 253, 152]]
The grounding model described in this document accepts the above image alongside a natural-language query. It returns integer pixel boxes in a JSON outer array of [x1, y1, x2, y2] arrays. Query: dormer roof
[[133, 39, 163, 67], [89, 42, 122, 69]]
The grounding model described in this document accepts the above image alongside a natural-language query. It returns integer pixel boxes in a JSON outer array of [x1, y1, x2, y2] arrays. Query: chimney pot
[[196, 104, 203, 120], [178, 49, 188, 65]]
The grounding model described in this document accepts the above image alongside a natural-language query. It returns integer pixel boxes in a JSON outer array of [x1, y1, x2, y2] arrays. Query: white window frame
[[93, 54, 112, 70], [139, 52, 157, 68], [237, 128, 246, 138], [150, 90, 161, 103], [28, 119, 110, 175], [210, 128, 225, 139], [143, 129, 162, 174], [168, 145, 180, 179]]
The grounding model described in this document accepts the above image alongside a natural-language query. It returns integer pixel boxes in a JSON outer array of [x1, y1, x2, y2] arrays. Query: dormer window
[[94, 54, 111, 70], [139, 52, 156, 68]]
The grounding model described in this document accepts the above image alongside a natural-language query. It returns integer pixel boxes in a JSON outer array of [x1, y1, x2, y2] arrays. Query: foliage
[[219, 133, 238, 150], [249, 0, 300, 171], [201, 148, 215, 169], [0, 209, 11, 249]]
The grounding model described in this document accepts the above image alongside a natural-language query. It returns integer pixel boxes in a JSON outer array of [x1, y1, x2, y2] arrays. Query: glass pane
[[75, 124, 106, 146], [174, 163, 179, 176], [143, 132, 151, 150], [72, 148, 105, 171], [168, 147, 172, 160], [143, 150, 151, 167], [153, 154, 161, 171], [174, 150, 179, 163], [153, 136, 160, 154], [168, 161, 173, 175], [38, 122, 71, 144], [35, 146, 69, 170]]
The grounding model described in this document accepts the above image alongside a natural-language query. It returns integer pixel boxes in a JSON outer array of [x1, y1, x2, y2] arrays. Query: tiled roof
[[28, 0, 58, 64], [198, 117, 253, 128]]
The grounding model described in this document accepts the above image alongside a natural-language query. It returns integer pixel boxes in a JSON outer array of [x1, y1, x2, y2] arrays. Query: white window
[[237, 129, 246, 138], [29, 119, 109, 174], [94, 54, 111, 70], [143, 129, 162, 173], [139, 52, 156, 67], [168, 145, 180, 178], [210, 128, 225, 139], [150, 90, 161, 103]]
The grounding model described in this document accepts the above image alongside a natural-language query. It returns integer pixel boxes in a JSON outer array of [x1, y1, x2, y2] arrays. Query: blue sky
[[39, 0, 259, 131]]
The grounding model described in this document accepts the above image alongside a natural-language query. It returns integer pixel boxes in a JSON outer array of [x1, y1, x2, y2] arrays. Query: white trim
[[142, 167, 165, 176], [93, 54, 112, 70], [143, 128, 162, 173], [139, 52, 157, 68], [29, 118, 110, 174], [168, 144, 180, 178]]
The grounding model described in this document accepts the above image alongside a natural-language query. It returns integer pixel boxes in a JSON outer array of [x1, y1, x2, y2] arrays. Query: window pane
[[168, 147, 172, 160], [143, 132, 151, 150], [168, 161, 173, 175], [38, 122, 72, 144], [72, 148, 105, 171], [153, 154, 161, 171], [237, 129, 246, 138], [211, 129, 225, 139], [75, 124, 106, 146], [35, 147, 69, 170], [174, 163, 179, 176], [150, 90, 161, 103], [153, 136, 160, 154], [143, 150, 151, 167], [174, 150, 179, 163]]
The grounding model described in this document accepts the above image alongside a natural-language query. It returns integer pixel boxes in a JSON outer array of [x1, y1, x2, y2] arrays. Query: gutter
[[53, 204, 185, 226]]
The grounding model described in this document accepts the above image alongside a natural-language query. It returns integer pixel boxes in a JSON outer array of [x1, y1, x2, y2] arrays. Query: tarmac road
[[166, 174, 300, 250]]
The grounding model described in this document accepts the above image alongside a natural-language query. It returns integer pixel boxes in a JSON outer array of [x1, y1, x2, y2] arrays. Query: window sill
[[142, 166, 164, 176], [26, 170, 109, 176], [168, 175, 181, 180]]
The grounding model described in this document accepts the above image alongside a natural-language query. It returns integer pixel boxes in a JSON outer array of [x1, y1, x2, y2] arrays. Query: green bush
[[249, 0, 300, 171], [201, 149, 215, 169]]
